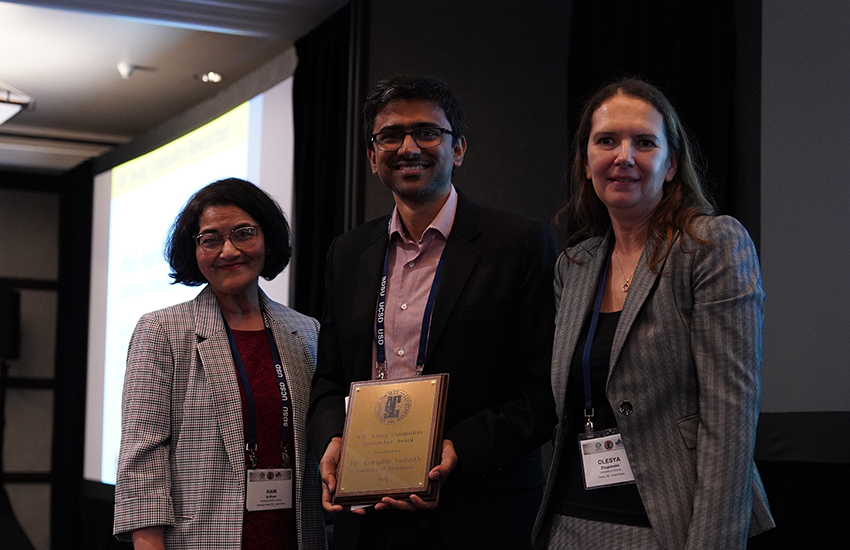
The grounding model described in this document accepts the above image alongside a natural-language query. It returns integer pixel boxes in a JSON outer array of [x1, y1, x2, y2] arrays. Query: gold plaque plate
[[333, 374, 449, 506]]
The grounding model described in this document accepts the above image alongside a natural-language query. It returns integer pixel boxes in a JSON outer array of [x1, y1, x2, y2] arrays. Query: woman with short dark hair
[[114, 178, 326, 549]]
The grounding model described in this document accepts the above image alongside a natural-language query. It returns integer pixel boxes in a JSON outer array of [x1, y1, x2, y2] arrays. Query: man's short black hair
[[165, 178, 291, 286], [363, 75, 464, 149]]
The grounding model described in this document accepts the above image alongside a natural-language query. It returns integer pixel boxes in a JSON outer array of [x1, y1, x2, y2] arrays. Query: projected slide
[[86, 77, 293, 485], [104, 104, 250, 483]]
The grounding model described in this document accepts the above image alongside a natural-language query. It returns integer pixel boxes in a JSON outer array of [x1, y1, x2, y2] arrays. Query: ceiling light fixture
[[117, 63, 156, 80], [117, 62, 135, 80], [0, 79, 33, 126], [196, 71, 223, 83]]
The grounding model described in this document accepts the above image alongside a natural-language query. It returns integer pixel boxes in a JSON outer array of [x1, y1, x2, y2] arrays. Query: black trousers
[[331, 508, 446, 550]]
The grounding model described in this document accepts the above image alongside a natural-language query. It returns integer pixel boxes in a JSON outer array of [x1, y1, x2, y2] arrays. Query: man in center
[[307, 75, 557, 550]]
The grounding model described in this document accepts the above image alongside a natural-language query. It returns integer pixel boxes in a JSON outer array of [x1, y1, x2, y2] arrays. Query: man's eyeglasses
[[194, 226, 260, 253], [370, 127, 453, 151]]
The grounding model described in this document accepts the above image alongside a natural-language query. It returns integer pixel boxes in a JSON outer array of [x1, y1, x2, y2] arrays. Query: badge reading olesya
[[334, 374, 449, 507]]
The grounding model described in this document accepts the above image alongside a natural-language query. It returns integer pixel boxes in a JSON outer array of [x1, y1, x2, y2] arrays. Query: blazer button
[[618, 401, 634, 416]]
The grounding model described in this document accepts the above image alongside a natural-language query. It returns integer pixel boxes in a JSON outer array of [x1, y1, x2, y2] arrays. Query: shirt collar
[[389, 184, 457, 243]]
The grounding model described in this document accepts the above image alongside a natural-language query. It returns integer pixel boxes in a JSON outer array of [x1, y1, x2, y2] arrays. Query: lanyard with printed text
[[375, 218, 446, 379], [224, 311, 294, 469], [581, 254, 612, 435]]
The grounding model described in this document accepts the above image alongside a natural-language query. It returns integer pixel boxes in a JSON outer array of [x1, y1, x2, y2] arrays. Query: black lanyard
[[224, 311, 293, 469], [581, 254, 611, 434], [376, 219, 447, 379]]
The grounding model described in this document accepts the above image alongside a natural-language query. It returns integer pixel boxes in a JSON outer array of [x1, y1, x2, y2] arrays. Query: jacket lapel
[[423, 193, 481, 365], [351, 220, 390, 380], [259, 291, 309, 484], [609, 233, 673, 375], [552, 235, 610, 417], [259, 291, 308, 431], [193, 287, 246, 477]]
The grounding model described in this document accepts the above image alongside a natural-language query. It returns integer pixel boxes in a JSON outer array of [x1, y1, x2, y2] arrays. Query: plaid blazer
[[114, 286, 327, 549], [533, 216, 775, 549]]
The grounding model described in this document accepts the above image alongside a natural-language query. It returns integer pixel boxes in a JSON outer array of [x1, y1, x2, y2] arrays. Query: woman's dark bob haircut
[[166, 178, 292, 286]]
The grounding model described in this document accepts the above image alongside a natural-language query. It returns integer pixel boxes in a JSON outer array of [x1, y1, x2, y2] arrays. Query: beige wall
[[1, 187, 59, 550]]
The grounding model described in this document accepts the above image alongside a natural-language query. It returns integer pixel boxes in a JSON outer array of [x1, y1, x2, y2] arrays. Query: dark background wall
[[360, 0, 760, 239], [362, 0, 571, 226]]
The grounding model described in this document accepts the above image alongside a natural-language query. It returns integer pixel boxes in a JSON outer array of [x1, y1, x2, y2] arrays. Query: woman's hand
[[132, 526, 165, 550]]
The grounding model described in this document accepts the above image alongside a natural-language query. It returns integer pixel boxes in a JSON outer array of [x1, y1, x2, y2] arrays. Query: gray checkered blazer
[[533, 216, 775, 549], [114, 286, 327, 549]]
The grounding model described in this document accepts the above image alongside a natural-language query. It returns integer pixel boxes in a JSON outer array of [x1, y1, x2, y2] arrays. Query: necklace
[[613, 248, 637, 292]]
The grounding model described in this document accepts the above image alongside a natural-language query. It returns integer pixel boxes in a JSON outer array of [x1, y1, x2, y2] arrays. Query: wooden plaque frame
[[333, 374, 449, 507]]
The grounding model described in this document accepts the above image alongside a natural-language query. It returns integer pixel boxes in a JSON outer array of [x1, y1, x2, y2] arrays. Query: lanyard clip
[[376, 361, 387, 380], [584, 408, 595, 436], [245, 443, 258, 469]]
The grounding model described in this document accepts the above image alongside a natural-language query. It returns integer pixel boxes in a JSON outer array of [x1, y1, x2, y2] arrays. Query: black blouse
[[549, 310, 651, 527]]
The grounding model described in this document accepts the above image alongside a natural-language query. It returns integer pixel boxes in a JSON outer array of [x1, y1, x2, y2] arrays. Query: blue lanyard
[[223, 311, 293, 468], [376, 222, 447, 379], [581, 254, 611, 433]]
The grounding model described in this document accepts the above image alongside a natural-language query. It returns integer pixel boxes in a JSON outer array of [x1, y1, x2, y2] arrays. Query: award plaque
[[333, 374, 449, 506]]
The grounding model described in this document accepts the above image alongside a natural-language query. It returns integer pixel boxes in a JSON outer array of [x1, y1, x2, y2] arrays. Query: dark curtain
[[49, 162, 124, 550], [567, 0, 754, 228], [292, 3, 356, 319], [0, 290, 31, 549], [50, 160, 99, 549]]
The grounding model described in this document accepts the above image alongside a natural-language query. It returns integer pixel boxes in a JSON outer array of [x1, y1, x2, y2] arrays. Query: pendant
[[622, 281, 630, 292]]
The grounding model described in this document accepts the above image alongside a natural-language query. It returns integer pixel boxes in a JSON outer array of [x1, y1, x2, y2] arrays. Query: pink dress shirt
[[372, 186, 458, 380]]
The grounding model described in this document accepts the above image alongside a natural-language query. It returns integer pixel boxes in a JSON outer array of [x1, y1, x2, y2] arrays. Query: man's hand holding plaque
[[326, 374, 450, 509], [319, 436, 345, 513], [374, 438, 456, 511], [319, 438, 456, 514]]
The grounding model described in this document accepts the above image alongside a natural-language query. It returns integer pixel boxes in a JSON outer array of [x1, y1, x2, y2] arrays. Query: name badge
[[246, 468, 293, 511], [578, 428, 636, 490]]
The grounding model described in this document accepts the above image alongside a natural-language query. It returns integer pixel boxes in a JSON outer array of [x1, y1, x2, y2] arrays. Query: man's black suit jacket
[[307, 192, 558, 550]]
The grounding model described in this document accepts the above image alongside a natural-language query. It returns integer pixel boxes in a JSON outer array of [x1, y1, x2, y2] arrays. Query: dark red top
[[232, 329, 297, 550]]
